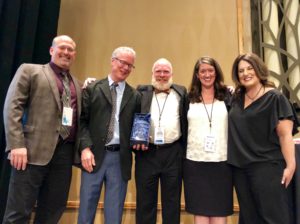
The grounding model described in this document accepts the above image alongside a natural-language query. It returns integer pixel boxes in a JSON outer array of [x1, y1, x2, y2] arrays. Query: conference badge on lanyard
[[154, 126, 165, 145], [62, 107, 73, 126], [204, 134, 216, 152]]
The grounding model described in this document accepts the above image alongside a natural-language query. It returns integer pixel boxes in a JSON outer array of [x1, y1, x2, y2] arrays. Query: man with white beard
[[133, 58, 188, 224]]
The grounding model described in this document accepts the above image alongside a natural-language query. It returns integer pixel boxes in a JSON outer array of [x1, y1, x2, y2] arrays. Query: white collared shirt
[[106, 75, 125, 145], [149, 89, 181, 144]]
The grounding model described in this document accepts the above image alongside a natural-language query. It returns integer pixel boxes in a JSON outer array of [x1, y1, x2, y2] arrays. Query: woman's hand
[[281, 166, 295, 188]]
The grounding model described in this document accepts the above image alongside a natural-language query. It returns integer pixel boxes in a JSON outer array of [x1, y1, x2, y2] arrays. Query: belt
[[105, 144, 120, 152], [148, 141, 176, 150]]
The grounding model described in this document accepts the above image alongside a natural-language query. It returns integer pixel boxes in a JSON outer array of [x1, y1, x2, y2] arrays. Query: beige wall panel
[[56, 0, 240, 223], [58, 0, 238, 86]]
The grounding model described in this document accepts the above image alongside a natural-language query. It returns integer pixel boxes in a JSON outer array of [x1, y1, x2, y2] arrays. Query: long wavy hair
[[188, 56, 227, 103], [232, 53, 275, 99]]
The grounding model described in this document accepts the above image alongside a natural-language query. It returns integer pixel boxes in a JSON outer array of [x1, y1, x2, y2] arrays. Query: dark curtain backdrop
[[0, 0, 61, 221]]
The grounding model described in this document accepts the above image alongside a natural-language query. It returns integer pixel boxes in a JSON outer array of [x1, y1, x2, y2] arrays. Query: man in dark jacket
[[133, 58, 188, 224], [77, 46, 141, 224]]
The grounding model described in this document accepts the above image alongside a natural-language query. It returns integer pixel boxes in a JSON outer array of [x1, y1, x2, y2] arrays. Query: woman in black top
[[228, 53, 298, 224]]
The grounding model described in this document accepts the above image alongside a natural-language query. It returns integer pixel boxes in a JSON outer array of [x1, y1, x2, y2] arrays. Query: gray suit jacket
[[78, 78, 141, 181], [3, 63, 82, 165]]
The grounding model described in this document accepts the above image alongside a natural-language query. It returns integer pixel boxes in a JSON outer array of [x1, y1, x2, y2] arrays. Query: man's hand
[[81, 147, 95, 173], [10, 148, 28, 170], [82, 78, 96, 89], [132, 136, 152, 151], [132, 144, 148, 151], [227, 85, 235, 94]]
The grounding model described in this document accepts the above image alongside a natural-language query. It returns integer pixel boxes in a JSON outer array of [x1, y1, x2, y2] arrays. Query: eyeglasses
[[114, 58, 135, 69]]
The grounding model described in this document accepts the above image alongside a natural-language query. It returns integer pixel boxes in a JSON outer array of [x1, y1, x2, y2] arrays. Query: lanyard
[[201, 95, 214, 133], [154, 93, 169, 127]]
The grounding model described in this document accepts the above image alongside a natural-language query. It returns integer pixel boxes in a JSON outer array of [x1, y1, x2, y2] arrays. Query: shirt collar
[[108, 75, 125, 91], [49, 62, 69, 75]]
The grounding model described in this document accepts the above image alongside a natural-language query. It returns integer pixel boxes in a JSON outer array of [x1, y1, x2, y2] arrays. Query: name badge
[[154, 126, 165, 145], [62, 107, 73, 126], [204, 135, 216, 152]]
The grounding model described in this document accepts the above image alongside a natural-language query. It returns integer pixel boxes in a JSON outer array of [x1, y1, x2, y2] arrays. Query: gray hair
[[111, 46, 136, 59], [152, 58, 173, 73]]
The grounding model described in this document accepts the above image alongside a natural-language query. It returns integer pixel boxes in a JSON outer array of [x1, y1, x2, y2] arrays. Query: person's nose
[[204, 71, 210, 76], [161, 73, 169, 79], [124, 64, 130, 69], [243, 69, 249, 75]]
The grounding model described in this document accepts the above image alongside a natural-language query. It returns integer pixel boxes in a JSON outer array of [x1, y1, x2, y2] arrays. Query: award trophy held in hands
[[130, 113, 151, 146]]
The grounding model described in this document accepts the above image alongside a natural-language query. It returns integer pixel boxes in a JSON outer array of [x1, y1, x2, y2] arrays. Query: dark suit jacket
[[3, 63, 82, 165], [78, 78, 141, 181], [136, 84, 188, 156]]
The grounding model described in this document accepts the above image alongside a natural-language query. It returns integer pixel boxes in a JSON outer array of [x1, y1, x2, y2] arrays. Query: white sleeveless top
[[186, 100, 228, 162]]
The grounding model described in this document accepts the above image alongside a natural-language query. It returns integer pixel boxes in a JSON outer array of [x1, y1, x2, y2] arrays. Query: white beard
[[151, 76, 173, 90]]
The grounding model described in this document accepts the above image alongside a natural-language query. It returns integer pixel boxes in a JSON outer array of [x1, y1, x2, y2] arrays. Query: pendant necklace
[[246, 85, 263, 101]]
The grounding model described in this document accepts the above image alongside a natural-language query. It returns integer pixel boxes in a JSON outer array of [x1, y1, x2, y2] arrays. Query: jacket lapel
[[98, 78, 112, 105], [171, 84, 184, 97], [142, 86, 154, 112], [43, 64, 61, 111], [71, 75, 82, 118]]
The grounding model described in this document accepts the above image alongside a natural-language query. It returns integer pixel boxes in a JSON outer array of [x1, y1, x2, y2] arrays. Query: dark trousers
[[2, 142, 74, 224], [232, 161, 294, 224], [135, 141, 183, 224]]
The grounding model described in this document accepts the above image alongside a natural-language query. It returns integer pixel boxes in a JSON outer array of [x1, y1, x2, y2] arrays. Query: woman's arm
[[276, 119, 296, 188]]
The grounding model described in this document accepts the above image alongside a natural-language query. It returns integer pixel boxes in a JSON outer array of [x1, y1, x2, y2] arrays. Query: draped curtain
[[0, 0, 61, 221]]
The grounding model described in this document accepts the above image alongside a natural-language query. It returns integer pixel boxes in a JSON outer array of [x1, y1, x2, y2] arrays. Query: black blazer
[[137, 84, 188, 156], [78, 78, 141, 181]]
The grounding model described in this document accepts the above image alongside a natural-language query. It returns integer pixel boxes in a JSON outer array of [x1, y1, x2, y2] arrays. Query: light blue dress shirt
[[106, 75, 125, 145]]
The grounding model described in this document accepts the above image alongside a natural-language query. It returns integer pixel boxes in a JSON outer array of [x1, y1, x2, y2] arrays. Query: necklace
[[245, 85, 263, 101], [200, 94, 214, 131]]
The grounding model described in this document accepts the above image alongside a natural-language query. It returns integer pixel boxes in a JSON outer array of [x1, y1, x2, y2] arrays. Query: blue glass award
[[130, 113, 151, 146]]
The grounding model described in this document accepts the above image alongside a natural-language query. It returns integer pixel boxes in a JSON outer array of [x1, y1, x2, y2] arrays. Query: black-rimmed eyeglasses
[[114, 57, 135, 69]]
